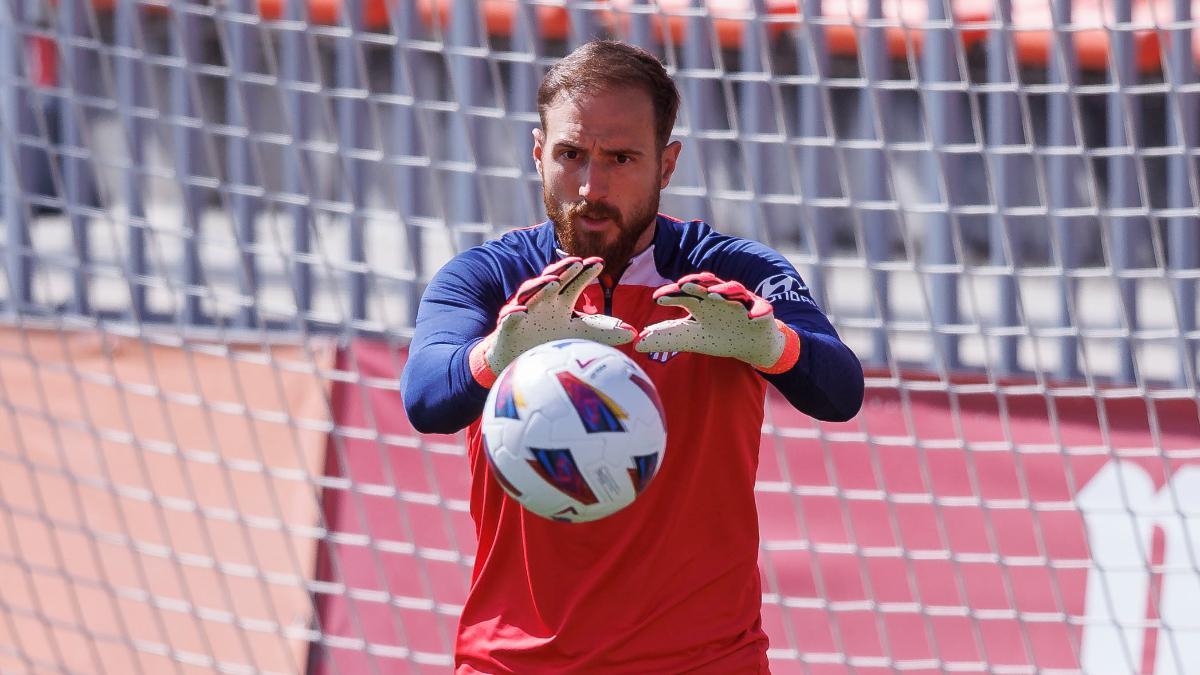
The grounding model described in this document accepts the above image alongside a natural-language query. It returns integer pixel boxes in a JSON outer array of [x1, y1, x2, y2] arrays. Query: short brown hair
[[537, 40, 680, 149]]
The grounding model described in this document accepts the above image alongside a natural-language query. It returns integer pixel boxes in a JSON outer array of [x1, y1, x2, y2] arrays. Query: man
[[401, 40, 863, 674]]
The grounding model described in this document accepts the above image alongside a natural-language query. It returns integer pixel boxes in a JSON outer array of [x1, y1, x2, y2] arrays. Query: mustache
[[568, 201, 622, 223]]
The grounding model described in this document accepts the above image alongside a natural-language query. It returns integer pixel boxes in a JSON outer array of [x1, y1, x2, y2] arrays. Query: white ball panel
[[481, 339, 668, 523]]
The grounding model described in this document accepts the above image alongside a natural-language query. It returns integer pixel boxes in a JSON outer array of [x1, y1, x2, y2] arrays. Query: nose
[[578, 160, 610, 202]]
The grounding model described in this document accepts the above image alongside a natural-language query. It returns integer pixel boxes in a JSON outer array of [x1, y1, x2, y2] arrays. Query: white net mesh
[[2, 0, 1200, 672]]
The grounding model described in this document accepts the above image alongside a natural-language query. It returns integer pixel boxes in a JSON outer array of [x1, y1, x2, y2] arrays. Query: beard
[[544, 187, 660, 276]]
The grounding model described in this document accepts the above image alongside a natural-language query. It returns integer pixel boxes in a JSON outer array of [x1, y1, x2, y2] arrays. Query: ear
[[532, 128, 545, 176], [659, 140, 682, 189]]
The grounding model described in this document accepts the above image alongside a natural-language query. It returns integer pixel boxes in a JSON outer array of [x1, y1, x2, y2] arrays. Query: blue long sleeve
[[400, 247, 511, 434], [761, 328, 864, 423]]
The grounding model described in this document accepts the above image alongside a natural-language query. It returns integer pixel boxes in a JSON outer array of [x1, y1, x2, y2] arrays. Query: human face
[[534, 87, 681, 274]]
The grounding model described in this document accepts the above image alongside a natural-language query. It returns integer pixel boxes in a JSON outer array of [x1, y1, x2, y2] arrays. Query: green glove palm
[[470, 256, 636, 386], [634, 272, 800, 374]]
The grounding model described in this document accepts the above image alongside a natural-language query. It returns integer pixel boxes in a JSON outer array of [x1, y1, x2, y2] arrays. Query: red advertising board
[[315, 339, 1200, 673]]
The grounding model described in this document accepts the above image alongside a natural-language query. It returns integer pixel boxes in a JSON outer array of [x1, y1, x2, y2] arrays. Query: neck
[[606, 217, 657, 282], [632, 216, 657, 257]]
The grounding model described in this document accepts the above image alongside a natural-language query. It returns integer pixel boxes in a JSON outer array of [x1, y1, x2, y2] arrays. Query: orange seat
[[607, 0, 990, 57], [607, 0, 798, 49], [1008, 0, 1162, 72], [85, 0, 1191, 73], [1143, 0, 1200, 66], [417, 0, 572, 41], [815, 0, 992, 58], [257, 0, 390, 29]]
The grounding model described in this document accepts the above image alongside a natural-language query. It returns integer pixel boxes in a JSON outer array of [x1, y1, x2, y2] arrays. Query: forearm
[[761, 327, 864, 422], [401, 337, 490, 434]]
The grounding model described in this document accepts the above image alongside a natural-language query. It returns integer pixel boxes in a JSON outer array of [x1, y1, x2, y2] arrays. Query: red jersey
[[401, 216, 864, 673]]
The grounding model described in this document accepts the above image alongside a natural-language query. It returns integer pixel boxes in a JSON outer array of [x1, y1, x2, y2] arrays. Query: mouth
[[576, 215, 614, 232]]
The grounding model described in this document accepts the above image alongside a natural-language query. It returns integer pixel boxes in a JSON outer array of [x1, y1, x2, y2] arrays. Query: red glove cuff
[[469, 336, 498, 388], [756, 321, 802, 375]]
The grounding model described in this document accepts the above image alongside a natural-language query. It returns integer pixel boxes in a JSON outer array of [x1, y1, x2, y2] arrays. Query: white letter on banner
[[1078, 462, 1200, 674], [1154, 466, 1200, 675], [1078, 461, 1156, 674]]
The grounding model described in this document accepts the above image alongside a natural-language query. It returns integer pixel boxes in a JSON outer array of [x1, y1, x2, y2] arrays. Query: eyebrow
[[552, 141, 645, 157]]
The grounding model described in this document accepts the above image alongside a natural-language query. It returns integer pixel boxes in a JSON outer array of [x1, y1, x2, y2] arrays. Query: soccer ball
[[481, 339, 667, 523]]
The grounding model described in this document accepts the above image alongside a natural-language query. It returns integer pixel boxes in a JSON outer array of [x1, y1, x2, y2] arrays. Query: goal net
[[1, 0, 1198, 672]]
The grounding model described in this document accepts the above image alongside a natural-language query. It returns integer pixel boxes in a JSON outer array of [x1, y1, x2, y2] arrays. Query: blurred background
[[2, 1, 1200, 673], [7, 0, 1200, 383]]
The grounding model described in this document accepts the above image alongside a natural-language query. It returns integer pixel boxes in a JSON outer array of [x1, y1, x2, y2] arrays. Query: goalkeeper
[[401, 40, 864, 674]]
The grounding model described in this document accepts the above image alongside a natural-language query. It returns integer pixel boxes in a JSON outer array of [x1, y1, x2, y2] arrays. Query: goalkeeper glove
[[469, 256, 637, 387], [634, 272, 801, 374]]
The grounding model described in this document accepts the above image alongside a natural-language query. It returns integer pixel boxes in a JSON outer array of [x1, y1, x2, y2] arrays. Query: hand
[[634, 272, 800, 374], [470, 257, 636, 386]]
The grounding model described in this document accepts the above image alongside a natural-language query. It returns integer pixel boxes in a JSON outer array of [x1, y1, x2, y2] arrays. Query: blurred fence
[[2, 0, 1199, 385]]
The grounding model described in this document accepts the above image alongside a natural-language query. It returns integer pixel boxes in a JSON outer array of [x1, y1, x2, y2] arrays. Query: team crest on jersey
[[647, 351, 680, 364], [755, 273, 817, 307]]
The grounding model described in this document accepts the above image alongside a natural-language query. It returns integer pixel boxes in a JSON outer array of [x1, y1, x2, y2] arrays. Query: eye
[[615, 154, 632, 165], [561, 149, 579, 161]]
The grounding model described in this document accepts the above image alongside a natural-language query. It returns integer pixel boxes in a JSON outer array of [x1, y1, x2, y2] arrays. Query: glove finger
[[559, 258, 604, 300], [551, 260, 588, 292], [696, 293, 761, 323], [633, 318, 699, 353], [651, 277, 718, 302], [704, 290, 747, 307], [651, 281, 682, 301], [675, 272, 724, 288], [678, 282, 717, 299], [540, 256, 583, 277], [654, 293, 703, 314], [711, 292, 772, 320], [495, 308, 527, 334], [513, 273, 561, 305], [572, 313, 637, 345], [497, 303, 528, 321], [654, 282, 709, 306], [707, 279, 749, 298], [707, 279, 773, 318], [522, 280, 563, 309]]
